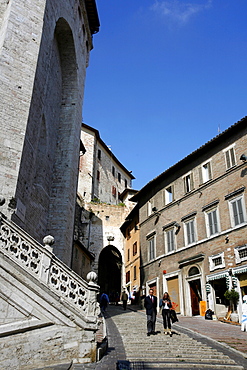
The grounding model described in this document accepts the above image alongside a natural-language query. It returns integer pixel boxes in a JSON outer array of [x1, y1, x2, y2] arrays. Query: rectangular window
[[127, 248, 130, 261], [112, 166, 115, 177], [235, 244, 247, 264], [126, 271, 130, 283], [184, 219, 196, 245], [133, 242, 137, 256], [97, 149, 101, 160], [134, 266, 136, 280], [147, 200, 153, 217], [206, 208, 219, 236], [224, 146, 236, 170], [112, 186, 116, 197], [229, 196, 245, 227], [209, 252, 225, 271], [148, 237, 155, 261], [165, 185, 174, 204], [118, 172, 121, 183], [166, 228, 175, 253], [183, 173, 194, 193], [97, 170, 100, 181], [200, 161, 212, 183]]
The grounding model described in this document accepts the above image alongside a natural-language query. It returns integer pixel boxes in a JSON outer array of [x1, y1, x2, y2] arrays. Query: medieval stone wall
[[0, 0, 94, 265]]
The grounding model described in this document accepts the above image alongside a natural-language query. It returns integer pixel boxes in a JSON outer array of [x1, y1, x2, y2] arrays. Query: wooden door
[[189, 280, 201, 316]]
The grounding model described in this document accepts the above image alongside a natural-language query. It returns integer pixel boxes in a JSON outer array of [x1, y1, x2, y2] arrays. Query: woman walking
[[159, 292, 172, 336]]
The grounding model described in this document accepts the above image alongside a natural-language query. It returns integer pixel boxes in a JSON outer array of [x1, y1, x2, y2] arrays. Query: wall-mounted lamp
[[152, 207, 158, 212], [240, 154, 247, 162], [174, 222, 181, 234], [107, 235, 115, 242], [225, 236, 229, 244]]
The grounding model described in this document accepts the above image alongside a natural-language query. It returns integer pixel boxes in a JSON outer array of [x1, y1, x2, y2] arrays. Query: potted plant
[[224, 289, 240, 322]]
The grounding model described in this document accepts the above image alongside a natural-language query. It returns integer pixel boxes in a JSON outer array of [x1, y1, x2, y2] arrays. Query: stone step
[[127, 356, 235, 363], [128, 351, 234, 364], [109, 308, 245, 370], [121, 361, 244, 369]]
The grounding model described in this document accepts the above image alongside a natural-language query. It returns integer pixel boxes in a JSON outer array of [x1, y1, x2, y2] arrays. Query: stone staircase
[[110, 307, 245, 370], [0, 214, 101, 369]]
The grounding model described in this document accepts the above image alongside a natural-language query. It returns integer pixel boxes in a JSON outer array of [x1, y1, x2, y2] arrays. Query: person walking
[[144, 288, 157, 336], [121, 290, 128, 310], [159, 292, 172, 336], [100, 292, 109, 313]]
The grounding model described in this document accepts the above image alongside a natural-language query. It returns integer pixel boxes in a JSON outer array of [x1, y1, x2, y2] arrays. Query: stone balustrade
[[0, 212, 100, 320]]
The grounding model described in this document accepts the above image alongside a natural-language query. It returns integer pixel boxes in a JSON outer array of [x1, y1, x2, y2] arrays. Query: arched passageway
[[98, 245, 122, 302]]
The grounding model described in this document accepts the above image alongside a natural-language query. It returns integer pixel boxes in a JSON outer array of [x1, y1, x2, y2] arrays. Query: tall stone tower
[[0, 0, 99, 265]]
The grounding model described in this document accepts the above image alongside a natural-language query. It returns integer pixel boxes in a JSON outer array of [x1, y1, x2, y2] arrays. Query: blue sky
[[83, 0, 247, 190]]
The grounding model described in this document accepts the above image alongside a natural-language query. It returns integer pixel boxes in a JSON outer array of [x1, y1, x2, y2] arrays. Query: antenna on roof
[[218, 125, 221, 134]]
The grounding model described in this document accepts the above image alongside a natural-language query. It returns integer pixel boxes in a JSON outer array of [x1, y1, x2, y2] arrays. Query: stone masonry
[[0, 0, 99, 266]]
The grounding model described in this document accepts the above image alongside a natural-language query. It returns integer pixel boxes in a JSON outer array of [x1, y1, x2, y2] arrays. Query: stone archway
[[98, 245, 122, 301]]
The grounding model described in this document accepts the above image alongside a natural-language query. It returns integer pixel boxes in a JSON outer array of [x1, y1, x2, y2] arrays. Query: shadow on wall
[[73, 197, 103, 279]]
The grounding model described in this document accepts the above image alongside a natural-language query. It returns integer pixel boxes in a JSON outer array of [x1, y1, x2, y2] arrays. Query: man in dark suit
[[144, 288, 157, 336]]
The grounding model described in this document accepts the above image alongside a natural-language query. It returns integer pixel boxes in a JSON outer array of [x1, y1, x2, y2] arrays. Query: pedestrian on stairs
[[159, 292, 172, 336], [144, 288, 157, 336], [121, 290, 128, 310]]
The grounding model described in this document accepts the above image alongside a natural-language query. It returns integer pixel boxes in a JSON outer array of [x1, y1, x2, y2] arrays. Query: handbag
[[170, 309, 178, 323]]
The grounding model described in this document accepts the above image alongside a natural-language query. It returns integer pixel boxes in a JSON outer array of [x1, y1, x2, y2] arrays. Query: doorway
[[189, 279, 202, 316], [98, 245, 122, 301]]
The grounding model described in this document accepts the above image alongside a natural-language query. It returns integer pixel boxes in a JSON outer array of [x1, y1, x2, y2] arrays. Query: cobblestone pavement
[[173, 313, 247, 356]]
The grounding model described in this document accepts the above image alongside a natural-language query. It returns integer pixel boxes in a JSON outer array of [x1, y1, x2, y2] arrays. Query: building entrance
[[189, 279, 202, 316], [98, 245, 122, 301]]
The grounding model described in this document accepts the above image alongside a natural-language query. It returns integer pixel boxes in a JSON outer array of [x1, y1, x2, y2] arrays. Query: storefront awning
[[207, 272, 228, 281], [234, 265, 247, 275]]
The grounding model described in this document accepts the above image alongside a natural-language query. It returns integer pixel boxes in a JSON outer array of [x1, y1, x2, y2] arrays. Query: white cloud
[[151, 0, 212, 24]]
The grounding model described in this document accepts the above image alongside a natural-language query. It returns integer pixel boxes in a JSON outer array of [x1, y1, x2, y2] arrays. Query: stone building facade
[[74, 124, 137, 294], [0, 0, 99, 266], [78, 123, 135, 204], [132, 117, 247, 320]]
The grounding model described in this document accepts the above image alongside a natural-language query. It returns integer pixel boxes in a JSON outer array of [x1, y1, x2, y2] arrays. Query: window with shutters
[[147, 235, 156, 261], [200, 160, 212, 183], [134, 266, 137, 280], [205, 208, 220, 237], [229, 195, 246, 227], [183, 172, 194, 193], [164, 227, 176, 253], [223, 145, 236, 170], [147, 200, 154, 217], [164, 185, 174, 204], [126, 270, 130, 283], [133, 242, 137, 256], [184, 218, 197, 246]]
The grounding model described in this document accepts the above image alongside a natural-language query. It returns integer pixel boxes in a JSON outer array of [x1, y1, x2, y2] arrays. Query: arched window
[[188, 266, 200, 276]]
